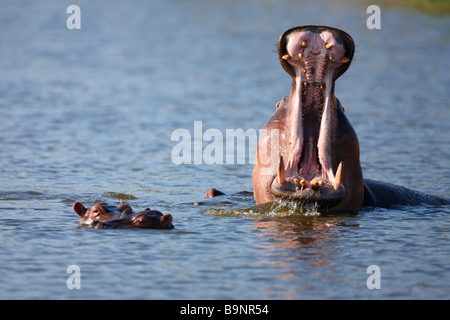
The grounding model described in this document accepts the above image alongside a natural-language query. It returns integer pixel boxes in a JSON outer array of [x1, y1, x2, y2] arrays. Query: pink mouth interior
[[272, 29, 349, 201]]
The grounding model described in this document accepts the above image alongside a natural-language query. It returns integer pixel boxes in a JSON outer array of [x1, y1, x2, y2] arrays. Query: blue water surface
[[0, 0, 449, 299]]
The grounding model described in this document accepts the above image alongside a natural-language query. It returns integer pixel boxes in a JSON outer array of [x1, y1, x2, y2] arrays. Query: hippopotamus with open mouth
[[73, 200, 174, 229], [252, 25, 449, 214]]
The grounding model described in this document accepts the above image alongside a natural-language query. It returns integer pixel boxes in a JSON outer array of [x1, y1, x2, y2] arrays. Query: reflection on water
[[0, 0, 449, 299], [207, 198, 355, 273], [254, 216, 341, 259]]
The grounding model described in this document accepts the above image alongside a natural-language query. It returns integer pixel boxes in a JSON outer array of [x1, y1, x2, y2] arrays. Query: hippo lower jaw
[[269, 26, 352, 207], [271, 158, 345, 205]]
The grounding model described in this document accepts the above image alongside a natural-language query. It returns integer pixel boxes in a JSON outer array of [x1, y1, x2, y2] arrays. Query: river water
[[0, 0, 449, 299]]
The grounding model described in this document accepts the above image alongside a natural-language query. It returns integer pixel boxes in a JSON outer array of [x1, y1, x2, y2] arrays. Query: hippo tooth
[[340, 57, 349, 63], [311, 181, 319, 190], [332, 161, 343, 190], [325, 43, 333, 49], [298, 52, 302, 59], [282, 54, 290, 60], [300, 179, 307, 187], [277, 157, 286, 184], [301, 41, 307, 48]]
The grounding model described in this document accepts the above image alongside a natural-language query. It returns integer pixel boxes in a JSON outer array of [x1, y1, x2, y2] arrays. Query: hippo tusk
[[332, 161, 343, 190], [277, 157, 286, 184]]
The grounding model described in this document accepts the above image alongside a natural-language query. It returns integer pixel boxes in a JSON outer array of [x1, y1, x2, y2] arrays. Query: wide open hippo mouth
[[270, 26, 354, 206]]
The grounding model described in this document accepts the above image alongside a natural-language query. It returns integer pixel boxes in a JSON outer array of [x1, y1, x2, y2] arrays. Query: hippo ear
[[73, 202, 87, 218], [204, 188, 225, 199], [160, 213, 173, 227], [120, 207, 133, 218]]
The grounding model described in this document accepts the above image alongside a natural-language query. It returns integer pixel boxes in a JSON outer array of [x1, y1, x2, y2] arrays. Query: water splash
[[205, 199, 321, 218]]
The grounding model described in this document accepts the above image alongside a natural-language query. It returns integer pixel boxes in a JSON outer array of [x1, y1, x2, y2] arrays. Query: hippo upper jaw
[[266, 26, 359, 212]]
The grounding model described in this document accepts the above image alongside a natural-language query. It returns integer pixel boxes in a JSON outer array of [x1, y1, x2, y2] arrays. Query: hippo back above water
[[73, 200, 174, 229]]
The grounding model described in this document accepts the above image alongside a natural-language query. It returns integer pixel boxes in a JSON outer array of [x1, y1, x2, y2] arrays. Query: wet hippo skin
[[73, 200, 174, 229], [251, 25, 449, 214]]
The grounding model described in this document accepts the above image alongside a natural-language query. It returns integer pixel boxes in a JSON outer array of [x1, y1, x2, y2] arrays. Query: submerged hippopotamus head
[[129, 209, 174, 229], [253, 26, 363, 213], [73, 200, 132, 222], [73, 200, 174, 229]]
